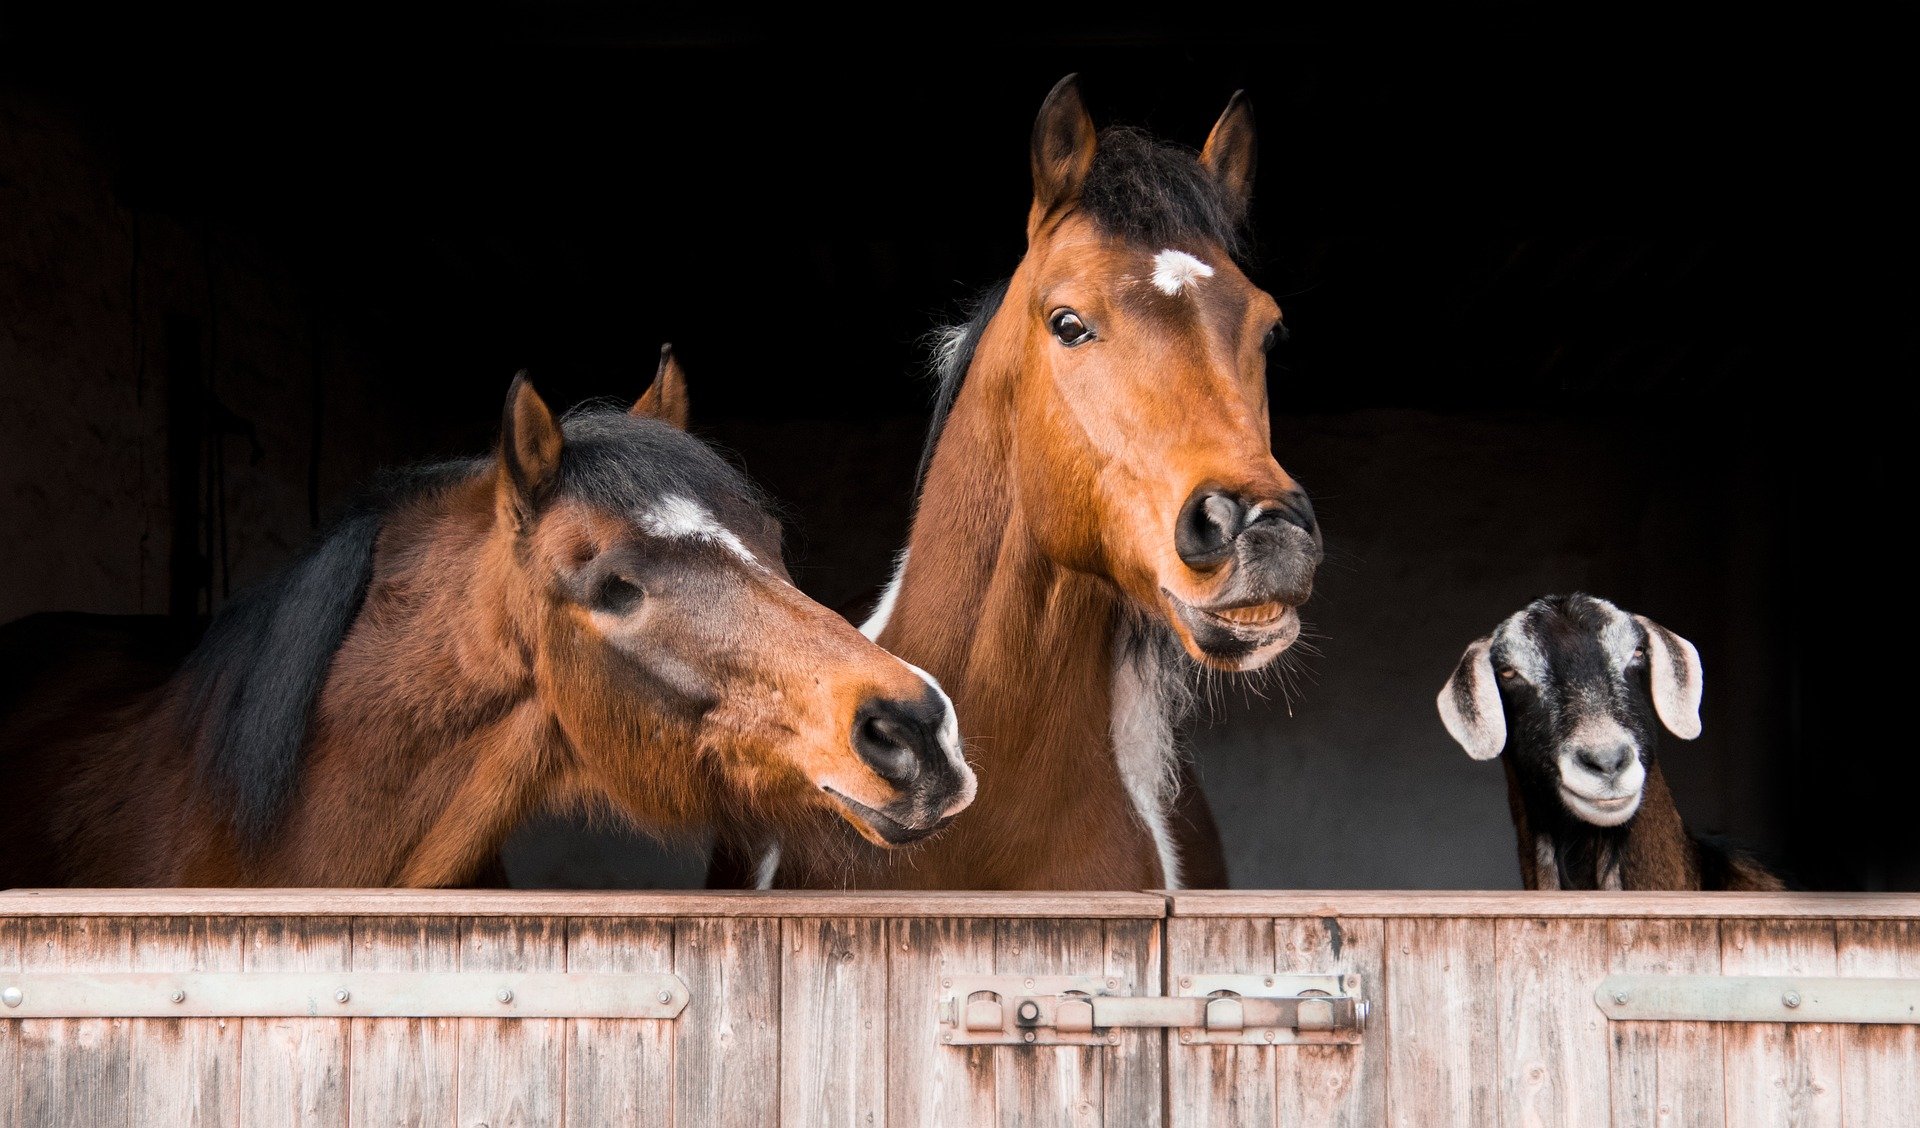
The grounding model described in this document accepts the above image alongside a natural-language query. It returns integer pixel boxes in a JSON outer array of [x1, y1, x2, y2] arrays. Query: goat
[[1437, 593, 1783, 891]]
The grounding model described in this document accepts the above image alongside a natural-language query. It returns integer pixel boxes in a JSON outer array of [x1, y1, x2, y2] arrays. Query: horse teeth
[[1216, 603, 1283, 626]]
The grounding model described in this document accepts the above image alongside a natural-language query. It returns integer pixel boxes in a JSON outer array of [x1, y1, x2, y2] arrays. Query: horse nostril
[[1256, 491, 1316, 536], [1176, 490, 1245, 568], [852, 699, 932, 790]]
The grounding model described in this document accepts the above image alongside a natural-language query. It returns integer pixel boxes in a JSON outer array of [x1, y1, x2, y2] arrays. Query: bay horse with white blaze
[[0, 354, 973, 887], [745, 77, 1322, 890]]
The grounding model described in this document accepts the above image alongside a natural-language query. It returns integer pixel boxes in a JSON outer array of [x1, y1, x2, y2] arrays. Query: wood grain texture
[[994, 917, 1106, 1128], [1167, 915, 1275, 1128], [0, 888, 1169, 918], [781, 917, 890, 1127], [1275, 915, 1387, 1128], [14, 916, 135, 1128], [1102, 918, 1164, 1128], [1607, 918, 1725, 1128], [456, 917, 566, 1128], [1720, 918, 1841, 1128], [1385, 917, 1497, 1128], [1834, 919, 1920, 1127], [349, 915, 458, 1128], [242, 916, 352, 1128], [131, 916, 244, 1128], [1496, 917, 1610, 1128], [1, 905, 22, 1128], [674, 916, 779, 1128], [565, 917, 676, 1128], [1171, 891, 1920, 920], [886, 917, 998, 1128]]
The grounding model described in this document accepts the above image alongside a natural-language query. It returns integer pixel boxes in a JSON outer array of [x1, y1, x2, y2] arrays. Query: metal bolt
[[1106, 978, 1118, 991], [658, 990, 673, 1005], [170, 990, 186, 1005], [1179, 1031, 1193, 1043], [1023, 977, 1034, 990], [942, 1033, 953, 1043], [1107, 1031, 1119, 1044], [1264, 1030, 1276, 1043], [1022, 1031, 1036, 1044], [1018, 1000, 1040, 1022], [1612, 990, 1630, 1005], [2, 986, 20, 1008], [942, 978, 952, 990], [1783, 991, 1802, 1009], [334, 989, 351, 1004], [1180, 976, 1192, 990], [497, 989, 514, 1005]]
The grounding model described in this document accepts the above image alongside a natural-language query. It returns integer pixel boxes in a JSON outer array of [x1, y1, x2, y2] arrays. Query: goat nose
[[1574, 743, 1633, 779]]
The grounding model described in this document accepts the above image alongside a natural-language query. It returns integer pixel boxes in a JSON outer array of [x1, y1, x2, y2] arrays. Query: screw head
[[333, 989, 351, 1004], [1264, 1030, 1276, 1043], [942, 1033, 953, 1043], [1023, 977, 1034, 990], [169, 989, 186, 1004], [1613, 990, 1630, 1005], [1106, 978, 1118, 991], [658, 989, 673, 1005], [1264, 976, 1274, 987], [1179, 1031, 1193, 1043], [1107, 1031, 1119, 1044], [1783, 990, 1803, 1009], [1, 986, 21, 1008], [497, 988, 514, 1005], [1023, 1030, 1036, 1043], [942, 978, 952, 989]]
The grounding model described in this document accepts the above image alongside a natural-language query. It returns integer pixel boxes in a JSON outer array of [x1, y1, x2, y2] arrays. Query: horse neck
[[259, 479, 559, 887]]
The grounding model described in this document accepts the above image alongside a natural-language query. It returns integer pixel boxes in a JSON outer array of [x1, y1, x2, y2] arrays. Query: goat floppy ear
[[1028, 74, 1098, 237], [1438, 636, 1506, 760], [1634, 614, 1704, 739], [499, 372, 564, 528], [632, 343, 690, 430]]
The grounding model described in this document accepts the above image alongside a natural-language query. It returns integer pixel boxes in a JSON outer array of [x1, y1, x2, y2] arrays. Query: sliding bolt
[[1783, 991, 1802, 1009]]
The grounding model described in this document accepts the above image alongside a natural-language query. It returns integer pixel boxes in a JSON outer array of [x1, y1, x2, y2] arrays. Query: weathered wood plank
[[1834, 919, 1920, 1127], [456, 917, 566, 1128], [781, 917, 890, 1126], [349, 915, 458, 1128], [994, 917, 1106, 1127], [15, 916, 135, 1128], [886, 917, 998, 1128], [242, 917, 352, 1128], [673, 916, 778, 1128], [1102, 917, 1164, 1128], [1, 905, 22, 1128], [1385, 917, 1498, 1128], [1607, 918, 1725, 1128], [1171, 891, 1920, 920], [1721, 918, 1841, 1128], [0, 888, 1168, 918], [564, 917, 676, 1128], [1275, 915, 1387, 1128], [1496, 917, 1610, 1128], [1167, 916, 1275, 1128], [132, 916, 244, 1128]]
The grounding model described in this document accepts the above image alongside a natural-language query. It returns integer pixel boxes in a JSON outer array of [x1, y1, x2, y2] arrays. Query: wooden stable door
[[4, 889, 1919, 1126]]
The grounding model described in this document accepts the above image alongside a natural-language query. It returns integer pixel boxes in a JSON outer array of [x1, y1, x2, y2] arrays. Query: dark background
[[1, 8, 1909, 889]]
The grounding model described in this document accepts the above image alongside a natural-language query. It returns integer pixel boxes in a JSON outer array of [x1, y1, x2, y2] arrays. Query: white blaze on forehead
[[638, 494, 760, 568], [1150, 249, 1215, 296]]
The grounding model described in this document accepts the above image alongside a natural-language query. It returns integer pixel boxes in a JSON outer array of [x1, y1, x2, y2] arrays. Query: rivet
[[942, 1033, 953, 1043], [1264, 1030, 1276, 1043], [1783, 990, 1802, 1009], [1179, 1031, 1193, 1043], [1, 986, 21, 1008], [1023, 978, 1034, 990], [1023, 1031, 1036, 1043], [1612, 990, 1630, 1005], [497, 989, 514, 1005], [1264, 976, 1274, 987], [1107, 1031, 1119, 1044], [942, 978, 952, 989], [334, 989, 351, 1004], [170, 990, 186, 1004], [658, 990, 673, 1005], [1106, 978, 1118, 991]]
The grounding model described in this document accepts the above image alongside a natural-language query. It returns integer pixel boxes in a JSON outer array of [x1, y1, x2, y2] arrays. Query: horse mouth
[[1162, 590, 1301, 670], [822, 788, 954, 847]]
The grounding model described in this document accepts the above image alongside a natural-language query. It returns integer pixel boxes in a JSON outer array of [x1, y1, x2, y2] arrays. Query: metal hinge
[[0, 972, 690, 1019], [1596, 975, 1920, 1025], [937, 973, 1368, 1047]]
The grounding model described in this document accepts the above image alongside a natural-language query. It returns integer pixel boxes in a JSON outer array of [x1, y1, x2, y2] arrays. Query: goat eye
[[1632, 647, 1646, 661], [595, 575, 644, 614], [1498, 668, 1518, 680], [1049, 309, 1094, 347]]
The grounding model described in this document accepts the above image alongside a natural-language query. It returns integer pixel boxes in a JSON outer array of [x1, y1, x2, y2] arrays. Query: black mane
[[914, 126, 1250, 498], [186, 405, 764, 846]]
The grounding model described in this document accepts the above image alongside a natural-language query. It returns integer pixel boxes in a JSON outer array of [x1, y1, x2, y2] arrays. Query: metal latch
[[937, 973, 1367, 1047], [1596, 975, 1920, 1025]]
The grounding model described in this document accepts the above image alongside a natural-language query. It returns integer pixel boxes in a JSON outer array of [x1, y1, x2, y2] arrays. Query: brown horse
[[750, 77, 1322, 890], [0, 354, 973, 887]]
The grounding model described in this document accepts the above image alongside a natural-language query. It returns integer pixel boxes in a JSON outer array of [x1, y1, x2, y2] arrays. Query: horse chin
[[821, 787, 955, 848], [1160, 589, 1301, 672]]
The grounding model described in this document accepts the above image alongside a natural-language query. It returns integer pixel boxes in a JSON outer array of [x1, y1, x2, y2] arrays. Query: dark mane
[[558, 408, 770, 530], [915, 126, 1251, 499], [183, 460, 478, 846]]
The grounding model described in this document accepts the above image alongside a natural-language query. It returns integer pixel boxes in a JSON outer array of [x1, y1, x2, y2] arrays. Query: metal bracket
[[937, 973, 1367, 1047], [1596, 975, 1920, 1025], [0, 972, 690, 1019]]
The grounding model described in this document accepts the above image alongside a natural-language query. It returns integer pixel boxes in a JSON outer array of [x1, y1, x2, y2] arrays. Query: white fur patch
[[1635, 613, 1704, 740], [752, 842, 781, 891], [1438, 636, 1506, 760], [860, 550, 910, 640], [639, 495, 759, 567], [1492, 613, 1550, 686], [902, 659, 975, 815], [1590, 596, 1641, 673], [1111, 627, 1183, 889], [1150, 249, 1214, 296]]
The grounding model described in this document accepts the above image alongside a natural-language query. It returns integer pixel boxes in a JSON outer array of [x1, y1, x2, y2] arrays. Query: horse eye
[[596, 575, 644, 613], [1262, 323, 1287, 351], [1049, 309, 1094, 346]]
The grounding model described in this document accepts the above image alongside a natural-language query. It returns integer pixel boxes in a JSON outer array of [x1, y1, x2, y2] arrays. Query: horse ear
[[1200, 90, 1257, 214], [1437, 636, 1507, 760], [1634, 614, 1704, 740], [632, 343, 690, 430], [499, 372, 564, 525], [1029, 73, 1098, 234]]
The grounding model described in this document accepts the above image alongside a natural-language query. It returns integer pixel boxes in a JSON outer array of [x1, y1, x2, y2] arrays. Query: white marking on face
[[1556, 714, 1646, 826], [902, 659, 975, 816], [639, 495, 760, 568], [1150, 249, 1215, 296], [859, 549, 910, 640], [1588, 596, 1641, 673], [1111, 626, 1183, 889], [1491, 613, 1550, 686]]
